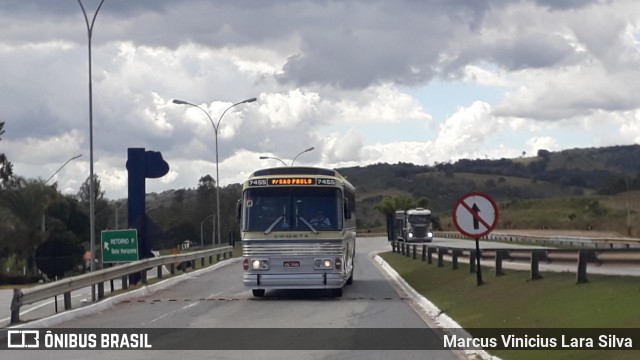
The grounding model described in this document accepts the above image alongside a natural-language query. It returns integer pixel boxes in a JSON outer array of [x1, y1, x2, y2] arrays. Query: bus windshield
[[242, 187, 343, 233]]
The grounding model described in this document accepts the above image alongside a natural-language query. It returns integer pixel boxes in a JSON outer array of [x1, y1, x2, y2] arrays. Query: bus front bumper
[[243, 272, 346, 289]]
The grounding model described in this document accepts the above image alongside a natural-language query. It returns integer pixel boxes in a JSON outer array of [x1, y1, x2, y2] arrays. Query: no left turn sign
[[453, 192, 499, 238]]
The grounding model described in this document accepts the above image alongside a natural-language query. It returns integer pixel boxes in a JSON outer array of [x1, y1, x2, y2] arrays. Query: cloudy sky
[[1, 0, 639, 200]]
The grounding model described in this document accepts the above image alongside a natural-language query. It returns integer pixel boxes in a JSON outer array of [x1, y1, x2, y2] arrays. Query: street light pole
[[44, 154, 83, 184], [115, 200, 127, 230], [77, 0, 106, 302], [291, 147, 315, 166], [42, 154, 83, 232], [259, 156, 288, 167], [173, 97, 256, 246], [200, 213, 214, 248]]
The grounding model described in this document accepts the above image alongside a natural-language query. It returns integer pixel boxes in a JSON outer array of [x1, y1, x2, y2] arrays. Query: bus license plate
[[283, 261, 300, 268]]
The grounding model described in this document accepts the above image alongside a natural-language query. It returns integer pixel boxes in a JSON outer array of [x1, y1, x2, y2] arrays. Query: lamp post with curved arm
[[173, 97, 256, 245], [259, 156, 288, 167], [44, 154, 83, 184], [77, 0, 106, 302], [200, 213, 214, 247], [42, 154, 83, 232], [291, 147, 315, 166]]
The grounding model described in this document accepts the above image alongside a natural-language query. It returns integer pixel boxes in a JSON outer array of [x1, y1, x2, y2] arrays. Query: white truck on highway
[[395, 208, 433, 242]]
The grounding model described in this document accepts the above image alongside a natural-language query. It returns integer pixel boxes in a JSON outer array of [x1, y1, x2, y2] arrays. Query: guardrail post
[[452, 250, 461, 270], [10, 288, 22, 324], [98, 282, 104, 300], [530, 250, 544, 280], [469, 250, 476, 273], [64, 292, 72, 310], [201, 257, 205, 267], [576, 250, 589, 283], [121, 275, 128, 290], [437, 248, 447, 267], [427, 247, 435, 264], [412, 245, 417, 260], [391, 241, 397, 253], [495, 250, 506, 276], [421, 245, 427, 262], [170, 263, 176, 275], [182, 261, 187, 272], [141, 270, 148, 284], [400, 243, 405, 256], [157, 265, 163, 279]]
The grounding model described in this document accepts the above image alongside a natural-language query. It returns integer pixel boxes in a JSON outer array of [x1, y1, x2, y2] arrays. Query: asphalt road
[[0, 265, 173, 328], [1, 237, 464, 360]]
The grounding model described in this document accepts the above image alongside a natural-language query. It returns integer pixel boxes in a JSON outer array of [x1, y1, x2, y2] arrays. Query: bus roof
[[252, 166, 336, 177], [407, 208, 431, 215]]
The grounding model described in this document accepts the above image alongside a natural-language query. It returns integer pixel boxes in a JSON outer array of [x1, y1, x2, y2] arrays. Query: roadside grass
[[380, 251, 640, 360]]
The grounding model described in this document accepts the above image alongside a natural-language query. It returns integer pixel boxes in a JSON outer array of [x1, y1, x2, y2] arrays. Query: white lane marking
[[147, 302, 200, 324], [146, 282, 243, 325]]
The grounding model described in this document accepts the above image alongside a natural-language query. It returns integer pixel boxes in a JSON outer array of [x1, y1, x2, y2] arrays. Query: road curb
[[373, 252, 498, 360]]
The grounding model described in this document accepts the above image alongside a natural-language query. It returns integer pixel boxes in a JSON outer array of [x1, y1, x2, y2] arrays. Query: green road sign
[[102, 229, 139, 263]]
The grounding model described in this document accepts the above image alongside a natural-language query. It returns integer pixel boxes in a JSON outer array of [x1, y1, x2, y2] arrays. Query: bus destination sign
[[247, 177, 338, 187], [270, 177, 314, 185]]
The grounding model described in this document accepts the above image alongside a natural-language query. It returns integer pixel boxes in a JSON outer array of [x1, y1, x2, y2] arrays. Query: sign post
[[101, 229, 139, 263], [452, 192, 499, 286]]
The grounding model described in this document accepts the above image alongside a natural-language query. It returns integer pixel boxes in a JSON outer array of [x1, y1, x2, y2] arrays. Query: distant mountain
[[140, 144, 640, 239], [338, 144, 640, 230]]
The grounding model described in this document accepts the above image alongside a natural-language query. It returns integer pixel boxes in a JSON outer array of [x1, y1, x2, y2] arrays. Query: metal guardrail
[[9, 245, 233, 324], [391, 240, 640, 285], [435, 231, 640, 248]]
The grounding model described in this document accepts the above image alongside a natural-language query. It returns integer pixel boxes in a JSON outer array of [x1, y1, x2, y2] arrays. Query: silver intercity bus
[[239, 167, 356, 297]]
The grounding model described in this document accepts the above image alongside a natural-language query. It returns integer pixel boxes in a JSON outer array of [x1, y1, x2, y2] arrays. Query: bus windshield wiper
[[264, 216, 284, 234], [298, 217, 319, 234]]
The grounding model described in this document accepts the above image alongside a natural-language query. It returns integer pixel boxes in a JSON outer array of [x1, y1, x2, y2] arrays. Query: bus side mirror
[[236, 199, 242, 222], [344, 198, 351, 220]]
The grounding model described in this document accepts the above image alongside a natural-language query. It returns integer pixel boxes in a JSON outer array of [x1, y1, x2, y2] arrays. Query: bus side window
[[344, 197, 351, 220]]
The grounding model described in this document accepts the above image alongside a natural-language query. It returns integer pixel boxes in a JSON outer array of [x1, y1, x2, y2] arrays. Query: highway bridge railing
[[390, 241, 640, 285], [9, 245, 233, 325]]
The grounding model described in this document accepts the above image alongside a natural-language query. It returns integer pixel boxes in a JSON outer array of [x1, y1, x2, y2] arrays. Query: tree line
[[0, 121, 241, 283]]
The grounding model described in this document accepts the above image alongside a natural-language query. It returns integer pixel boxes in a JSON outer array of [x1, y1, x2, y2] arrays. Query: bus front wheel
[[346, 272, 353, 285]]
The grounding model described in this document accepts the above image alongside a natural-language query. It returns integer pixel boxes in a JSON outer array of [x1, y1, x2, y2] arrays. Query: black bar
[[475, 238, 483, 286]]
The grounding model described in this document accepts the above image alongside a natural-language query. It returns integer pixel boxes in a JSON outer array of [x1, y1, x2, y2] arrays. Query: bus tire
[[332, 288, 343, 297], [252, 289, 265, 297], [346, 272, 353, 285]]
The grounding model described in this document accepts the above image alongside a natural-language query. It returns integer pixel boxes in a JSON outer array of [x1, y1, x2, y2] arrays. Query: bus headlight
[[250, 259, 269, 270], [427, 232, 433, 238], [314, 258, 333, 269], [408, 232, 414, 238]]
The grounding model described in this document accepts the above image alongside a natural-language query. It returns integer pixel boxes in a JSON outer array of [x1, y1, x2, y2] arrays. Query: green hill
[[338, 144, 640, 236]]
